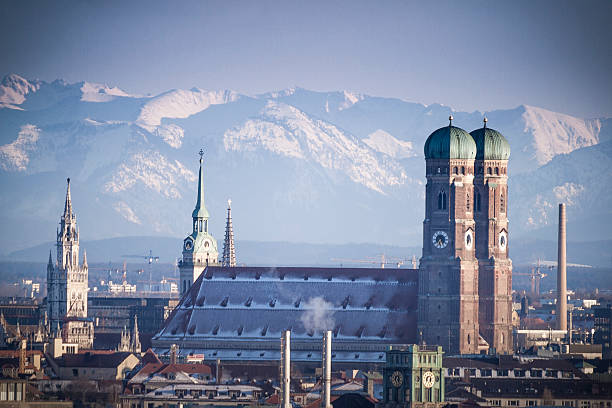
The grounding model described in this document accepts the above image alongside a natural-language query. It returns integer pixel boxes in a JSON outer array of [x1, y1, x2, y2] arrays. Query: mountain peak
[[0, 74, 41, 107]]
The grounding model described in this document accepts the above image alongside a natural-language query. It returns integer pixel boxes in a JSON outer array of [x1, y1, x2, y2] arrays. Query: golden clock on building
[[423, 371, 435, 388], [390, 371, 403, 387]]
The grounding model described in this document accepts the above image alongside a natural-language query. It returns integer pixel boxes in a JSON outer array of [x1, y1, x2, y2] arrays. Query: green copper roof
[[470, 125, 510, 160], [192, 158, 210, 219], [424, 125, 476, 159]]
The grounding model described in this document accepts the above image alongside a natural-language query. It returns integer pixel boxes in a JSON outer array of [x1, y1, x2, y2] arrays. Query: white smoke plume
[[300, 297, 335, 334]]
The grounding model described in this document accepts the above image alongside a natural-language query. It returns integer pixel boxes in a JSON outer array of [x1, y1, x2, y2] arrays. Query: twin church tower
[[46, 118, 511, 355], [418, 117, 512, 354]]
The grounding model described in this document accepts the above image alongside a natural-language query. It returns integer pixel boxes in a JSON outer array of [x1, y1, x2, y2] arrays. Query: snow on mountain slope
[[0, 74, 610, 252], [224, 101, 407, 193], [363, 129, 414, 159], [136, 88, 239, 140], [511, 140, 612, 238], [0, 74, 41, 109], [79, 81, 133, 102], [522, 105, 601, 165], [0, 124, 40, 171], [104, 150, 196, 200]]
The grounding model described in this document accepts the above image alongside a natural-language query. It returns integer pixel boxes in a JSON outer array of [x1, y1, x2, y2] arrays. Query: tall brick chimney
[[557, 203, 567, 331]]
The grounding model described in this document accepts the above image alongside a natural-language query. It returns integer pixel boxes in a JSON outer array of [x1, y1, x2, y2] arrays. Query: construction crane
[[122, 250, 159, 292], [515, 260, 551, 296], [535, 260, 592, 268], [330, 254, 413, 269]]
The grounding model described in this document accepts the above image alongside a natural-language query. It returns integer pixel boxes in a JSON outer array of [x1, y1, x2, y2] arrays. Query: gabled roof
[[129, 362, 212, 384], [141, 349, 161, 365], [55, 352, 134, 368], [153, 266, 418, 361]]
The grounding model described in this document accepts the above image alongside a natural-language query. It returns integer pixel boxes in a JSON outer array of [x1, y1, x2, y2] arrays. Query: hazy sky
[[1, 0, 611, 118]]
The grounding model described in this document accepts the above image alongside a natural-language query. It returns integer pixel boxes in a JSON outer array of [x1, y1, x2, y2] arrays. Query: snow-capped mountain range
[[0, 73, 610, 256]]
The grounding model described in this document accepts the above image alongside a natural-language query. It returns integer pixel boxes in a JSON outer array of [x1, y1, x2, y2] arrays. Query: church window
[[500, 193, 505, 213], [199, 220, 203, 232], [495, 167, 500, 175], [437, 191, 447, 210], [453, 166, 458, 175], [466, 193, 471, 212], [194, 220, 197, 232], [461, 166, 465, 175], [467, 334, 471, 345], [487, 167, 492, 175], [475, 189, 481, 212]]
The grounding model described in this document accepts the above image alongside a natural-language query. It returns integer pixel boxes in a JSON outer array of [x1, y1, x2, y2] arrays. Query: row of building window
[[447, 368, 574, 378], [430, 166, 507, 176], [436, 189, 505, 213]]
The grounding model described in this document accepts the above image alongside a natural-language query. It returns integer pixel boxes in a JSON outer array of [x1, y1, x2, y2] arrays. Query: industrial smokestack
[[557, 203, 567, 331], [280, 330, 291, 408], [322, 330, 332, 408]]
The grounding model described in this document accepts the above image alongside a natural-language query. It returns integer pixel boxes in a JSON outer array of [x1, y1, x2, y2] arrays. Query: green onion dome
[[424, 116, 477, 159], [470, 119, 510, 160]]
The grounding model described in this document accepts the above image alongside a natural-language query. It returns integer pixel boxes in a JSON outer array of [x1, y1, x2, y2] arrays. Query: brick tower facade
[[471, 120, 513, 354], [418, 117, 480, 354]]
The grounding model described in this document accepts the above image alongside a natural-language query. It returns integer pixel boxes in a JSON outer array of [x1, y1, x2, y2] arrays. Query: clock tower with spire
[[180, 150, 219, 294], [47, 178, 93, 348]]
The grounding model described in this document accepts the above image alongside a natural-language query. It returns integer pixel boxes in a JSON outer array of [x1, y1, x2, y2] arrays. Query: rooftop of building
[[52, 351, 136, 368], [153, 266, 419, 362]]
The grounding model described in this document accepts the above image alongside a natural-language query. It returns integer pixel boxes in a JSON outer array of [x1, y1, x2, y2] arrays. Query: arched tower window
[[438, 191, 447, 210], [495, 167, 500, 175], [461, 166, 465, 175], [453, 166, 458, 175], [487, 167, 492, 175]]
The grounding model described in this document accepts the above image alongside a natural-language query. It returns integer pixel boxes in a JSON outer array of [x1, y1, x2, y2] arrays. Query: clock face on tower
[[184, 239, 193, 251], [432, 231, 449, 249], [423, 371, 435, 388], [390, 371, 403, 387]]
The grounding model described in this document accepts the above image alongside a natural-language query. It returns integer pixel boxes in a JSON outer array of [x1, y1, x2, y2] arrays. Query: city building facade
[[381, 344, 445, 407]]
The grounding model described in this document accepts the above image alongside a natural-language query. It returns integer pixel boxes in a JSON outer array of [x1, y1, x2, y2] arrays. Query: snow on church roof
[[152, 266, 418, 362]]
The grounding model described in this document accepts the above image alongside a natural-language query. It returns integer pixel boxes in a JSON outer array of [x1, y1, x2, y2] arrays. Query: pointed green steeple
[[192, 150, 210, 220]]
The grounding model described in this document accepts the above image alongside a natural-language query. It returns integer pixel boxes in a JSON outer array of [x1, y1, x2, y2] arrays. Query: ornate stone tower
[[418, 117, 479, 354], [180, 150, 219, 294], [47, 178, 93, 348], [470, 119, 513, 354], [221, 199, 237, 267]]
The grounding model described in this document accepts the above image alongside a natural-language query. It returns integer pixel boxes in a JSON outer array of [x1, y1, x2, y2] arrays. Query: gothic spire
[[48, 250, 53, 267], [64, 178, 73, 218], [82, 250, 88, 268], [222, 199, 237, 267], [192, 149, 210, 220], [131, 315, 141, 353]]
